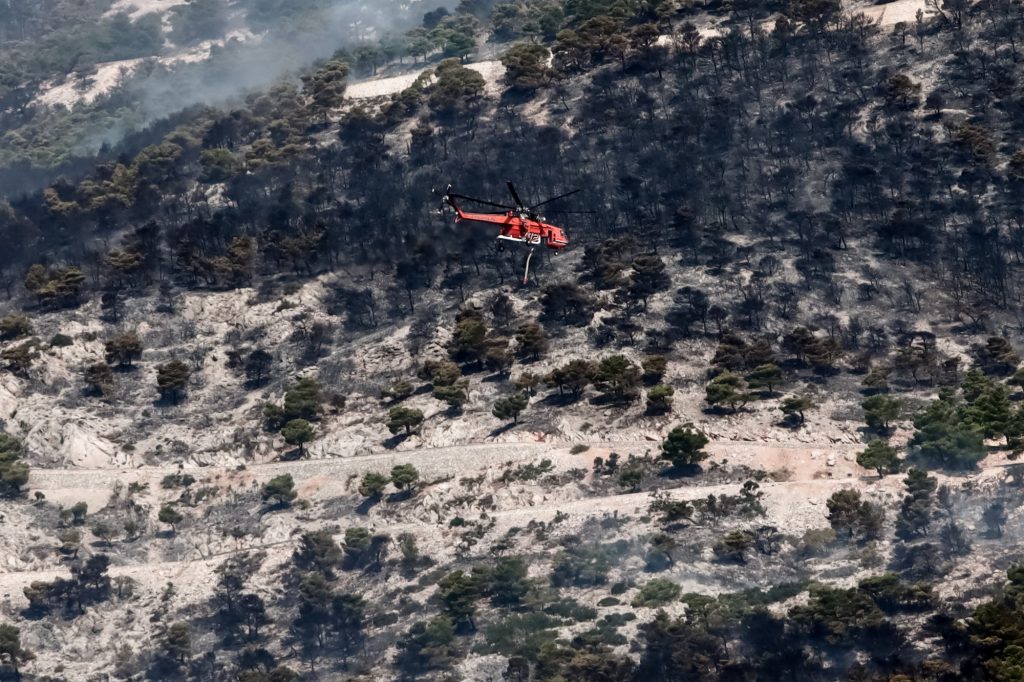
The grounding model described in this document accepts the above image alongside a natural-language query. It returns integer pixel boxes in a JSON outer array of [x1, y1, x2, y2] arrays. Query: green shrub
[[632, 578, 681, 607], [543, 598, 597, 622], [161, 473, 196, 489]]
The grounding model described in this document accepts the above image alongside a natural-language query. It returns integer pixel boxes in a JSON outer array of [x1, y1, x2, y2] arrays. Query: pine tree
[[862, 365, 891, 393], [862, 394, 901, 432], [545, 360, 595, 399], [158, 504, 184, 534], [627, 254, 669, 308], [713, 530, 755, 563], [388, 407, 424, 435], [433, 384, 468, 409], [391, 464, 420, 490], [827, 489, 884, 542], [705, 371, 750, 412], [156, 360, 191, 404], [983, 501, 1008, 538], [641, 355, 668, 384], [910, 394, 986, 469], [895, 468, 936, 541], [857, 440, 901, 477], [282, 419, 315, 457], [492, 393, 529, 424], [448, 310, 489, 365], [0, 313, 31, 341], [283, 378, 324, 421], [0, 434, 29, 499], [661, 424, 709, 470], [382, 381, 415, 403], [261, 475, 297, 507], [83, 363, 114, 396], [593, 355, 641, 403], [358, 472, 390, 498], [746, 363, 782, 394], [961, 368, 990, 402], [515, 322, 548, 360], [646, 384, 675, 413], [781, 395, 815, 425], [437, 570, 480, 630], [293, 530, 343, 577], [104, 331, 143, 368], [0, 623, 34, 675], [979, 336, 1021, 375], [963, 382, 1011, 441]]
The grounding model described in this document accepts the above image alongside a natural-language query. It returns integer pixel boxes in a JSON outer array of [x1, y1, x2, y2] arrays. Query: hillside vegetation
[[4, 0, 1024, 681]]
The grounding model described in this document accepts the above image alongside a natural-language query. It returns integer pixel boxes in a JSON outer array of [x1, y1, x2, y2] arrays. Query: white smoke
[[82, 0, 451, 151]]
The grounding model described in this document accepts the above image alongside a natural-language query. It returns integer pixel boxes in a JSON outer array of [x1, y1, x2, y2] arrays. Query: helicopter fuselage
[[451, 208, 569, 250]]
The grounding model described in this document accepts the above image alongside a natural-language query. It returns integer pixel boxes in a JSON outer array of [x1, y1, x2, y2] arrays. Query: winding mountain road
[[1, 435, 1014, 607]]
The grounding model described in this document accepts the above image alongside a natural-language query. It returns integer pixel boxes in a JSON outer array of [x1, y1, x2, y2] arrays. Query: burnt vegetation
[[6, 0, 1024, 680]]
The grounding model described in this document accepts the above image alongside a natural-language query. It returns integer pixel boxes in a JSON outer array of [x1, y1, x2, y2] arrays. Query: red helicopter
[[437, 181, 581, 282]]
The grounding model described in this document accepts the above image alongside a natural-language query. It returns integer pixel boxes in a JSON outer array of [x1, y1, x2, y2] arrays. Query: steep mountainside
[[4, 1, 1024, 681]]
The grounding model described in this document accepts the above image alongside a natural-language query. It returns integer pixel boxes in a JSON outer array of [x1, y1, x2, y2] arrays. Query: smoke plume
[[84, 0, 450, 151]]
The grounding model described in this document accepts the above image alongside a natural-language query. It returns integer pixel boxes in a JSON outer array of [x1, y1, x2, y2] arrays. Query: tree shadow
[[278, 447, 305, 462], [497, 88, 535, 109], [243, 377, 270, 391], [951, 321, 988, 335], [702, 406, 742, 417], [658, 464, 700, 480], [489, 423, 516, 438], [664, 520, 693, 533], [386, 489, 414, 504], [152, 394, 183, 408], [539, 393, 580, 407], [776, 416, 806, 430], [459, 363, 490, 377], [305, 121, 332, 135], [588, 394, 636, 408], [80, 385, 107, 399], [856, 425, 894, 441], [259, 501, 292, 517], [355, 496, 380, 516], [383, 433, 413, 450], [644, 552, 673, 573]]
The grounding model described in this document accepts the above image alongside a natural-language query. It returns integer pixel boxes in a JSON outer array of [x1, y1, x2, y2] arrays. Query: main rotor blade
[[530, 188, 583, 210], [506, 181, 526, 209], [449, 193, 514, 210]]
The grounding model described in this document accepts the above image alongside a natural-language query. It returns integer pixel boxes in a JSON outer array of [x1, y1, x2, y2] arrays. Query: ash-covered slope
[[3, 1, 1024, 680]]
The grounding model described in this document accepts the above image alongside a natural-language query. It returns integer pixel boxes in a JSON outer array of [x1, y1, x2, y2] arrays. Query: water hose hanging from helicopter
[[522, 248, 536, 285]]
